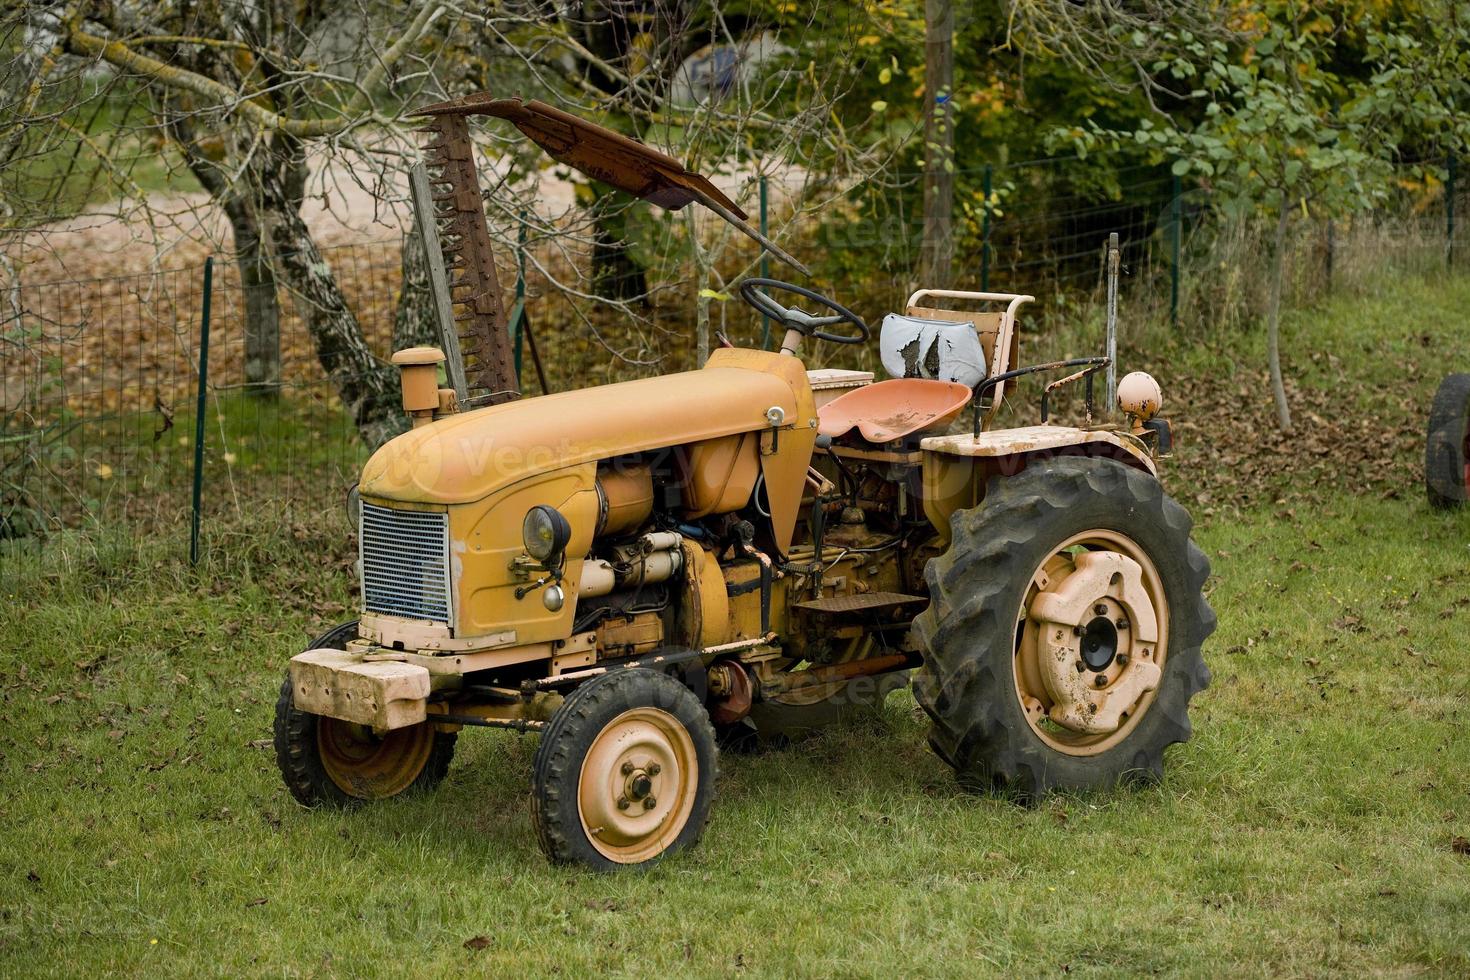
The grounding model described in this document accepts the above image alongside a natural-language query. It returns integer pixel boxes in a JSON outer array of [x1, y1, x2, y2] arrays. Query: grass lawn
[[1, 490, 1468, 976], [4, 268, 1470, 975]]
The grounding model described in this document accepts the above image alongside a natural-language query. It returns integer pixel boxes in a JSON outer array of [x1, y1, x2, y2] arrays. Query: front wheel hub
[[1029, 549, 1163, 736], [577, 707, 698, 864]]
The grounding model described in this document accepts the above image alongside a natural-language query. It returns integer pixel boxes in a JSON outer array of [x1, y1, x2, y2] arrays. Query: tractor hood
[[360, 348, 813, 506]]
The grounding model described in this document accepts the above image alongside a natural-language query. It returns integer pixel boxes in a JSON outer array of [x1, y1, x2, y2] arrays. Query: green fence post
[[759, 175, 771, 349], [1171, 171, 1182, 330], [512, 211, 527, 382], [1448, 153, 1457, 270], [189, 256, 213, 566], [981, 163, 992, 292]]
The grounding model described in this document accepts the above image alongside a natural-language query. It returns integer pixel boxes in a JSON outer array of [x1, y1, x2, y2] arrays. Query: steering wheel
[[738, 278, 870, 345]]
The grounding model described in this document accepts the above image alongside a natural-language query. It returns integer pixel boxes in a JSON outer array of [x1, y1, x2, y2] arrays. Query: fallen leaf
[[463, 936, 491, 950]]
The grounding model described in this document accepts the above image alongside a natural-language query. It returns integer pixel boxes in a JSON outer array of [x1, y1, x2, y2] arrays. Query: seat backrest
[[904, 290, 1034, 431], [904, 307, 1012, 376]]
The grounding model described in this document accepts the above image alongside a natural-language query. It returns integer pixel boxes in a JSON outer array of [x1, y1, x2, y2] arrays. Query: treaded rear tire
[[273, 620, 456, 807], [1425, 373, 1470, 509], [913, 457, 1214, 798], [532, 668, 717, 871]]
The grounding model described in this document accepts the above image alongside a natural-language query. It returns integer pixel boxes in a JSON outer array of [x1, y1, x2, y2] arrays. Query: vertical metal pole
[[513, 210, 527, 381], [1448, 153, 1457, 269], [759, 175, 771, 349], [1105, 233, 1120, 412], [981, 163, 993, 292], [1170, 172, 1181, 329], [1325, 217, 1335, 291], [189, 256, 213, 566]]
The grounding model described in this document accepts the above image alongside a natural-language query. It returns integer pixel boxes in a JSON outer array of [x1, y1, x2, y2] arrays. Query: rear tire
[[1425, 374, 1470, 509], [913, 457, 1214, 798], [273, 621, 456, 807]]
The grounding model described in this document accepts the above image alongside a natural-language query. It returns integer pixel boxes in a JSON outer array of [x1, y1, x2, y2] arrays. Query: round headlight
[[522, 505, 571, 564]]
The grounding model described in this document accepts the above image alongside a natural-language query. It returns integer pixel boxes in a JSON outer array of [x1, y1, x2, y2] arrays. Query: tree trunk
[[229, 200, 282, 398], [169, 118, 283, 397], [918, 0, 955, 289], [1266, 200, 1293, 432], [392, 223, 438, 352], [269, 197, 404, 447]]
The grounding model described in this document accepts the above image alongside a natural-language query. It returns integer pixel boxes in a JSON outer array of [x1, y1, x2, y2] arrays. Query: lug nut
[[1117, 653, 1130, 666], [621, 761, 635, 775], [643, 796, 657, 810], [617, 797, 630, 811], [1072, 625, 1083, 636], [1116, 619, 1130, 631], [1094, 603, 1108, 616], [1074, 661, 1087, 673], [1094, 675, 1108, 688], [647, 762, 661, 776]]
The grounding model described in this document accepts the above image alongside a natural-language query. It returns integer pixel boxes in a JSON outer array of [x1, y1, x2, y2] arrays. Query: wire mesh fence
[[3, 153, 1465, 554]]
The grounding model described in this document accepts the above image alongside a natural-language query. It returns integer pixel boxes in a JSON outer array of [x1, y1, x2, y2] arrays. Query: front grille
[[359, 503, 452, 623]]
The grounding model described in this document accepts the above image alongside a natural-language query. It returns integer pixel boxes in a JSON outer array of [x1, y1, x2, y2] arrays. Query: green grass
[[4, 272, 1470, 975], [1, 493, 1468, 975]]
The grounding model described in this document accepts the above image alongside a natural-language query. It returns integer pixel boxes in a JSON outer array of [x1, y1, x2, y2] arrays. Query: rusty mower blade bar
[[415, 95, 809, 276]]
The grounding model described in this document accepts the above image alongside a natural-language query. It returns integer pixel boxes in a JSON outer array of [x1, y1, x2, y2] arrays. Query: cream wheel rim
[[576, 707, 699, 864], [1014, 528, 1170, 757]]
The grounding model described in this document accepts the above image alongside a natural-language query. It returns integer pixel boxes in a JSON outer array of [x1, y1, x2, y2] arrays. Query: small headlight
[[346, 485, 361, 528], [522, 505, 571, 564]]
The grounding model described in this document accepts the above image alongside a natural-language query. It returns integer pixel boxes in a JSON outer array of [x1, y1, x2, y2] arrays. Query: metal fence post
[[1325, 217, 1335, 291], [189, 256, 213, 566], [1449, 152, 1457, 269], [759, 175, 771, 349], [981, 163, 993, 292], [1170, 171, 1182, 329]]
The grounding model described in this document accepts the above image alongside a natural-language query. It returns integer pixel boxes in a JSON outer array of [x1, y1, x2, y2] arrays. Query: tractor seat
[[817, 378, 973, 444]]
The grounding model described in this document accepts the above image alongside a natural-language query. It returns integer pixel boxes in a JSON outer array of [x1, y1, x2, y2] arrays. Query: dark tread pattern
[[531, 668, 718, 871], [912, 457, 1214, 799], [272, 620, 456, 808], [1425, 373, 1470, 509]]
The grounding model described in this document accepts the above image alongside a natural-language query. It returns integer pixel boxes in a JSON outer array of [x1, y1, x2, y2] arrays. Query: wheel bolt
[[621, 761, 635, 775], [647, 762, 661, 776], [1094, 603, 1108, 616], [617, 796, 630, 810], [1116, 619, 1130, 631], [1074, 661, 1086, 673], [643, 796, 657, 810], [1072, 625, 1083, 636], [1094, 674, 1108, 688], [1117, 653, 1130, 666]]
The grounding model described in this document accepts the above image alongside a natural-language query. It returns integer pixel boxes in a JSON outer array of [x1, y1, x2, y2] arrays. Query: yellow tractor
[[273, 97, 1214, 870]]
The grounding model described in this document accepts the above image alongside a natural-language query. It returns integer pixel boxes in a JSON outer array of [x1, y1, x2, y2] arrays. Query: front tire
[[273, 621, 456, 807], [1425, 374, 1470, 509], [913, 457, 1214, 798], [532, 668, 717, 870]]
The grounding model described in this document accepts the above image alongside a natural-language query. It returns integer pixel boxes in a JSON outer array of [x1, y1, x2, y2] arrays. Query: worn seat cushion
[[878, 313, 988, 387]]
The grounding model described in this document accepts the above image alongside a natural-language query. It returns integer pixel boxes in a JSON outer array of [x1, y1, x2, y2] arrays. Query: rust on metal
[[416, 95, 809, 275], [416, 109, 519, 405]]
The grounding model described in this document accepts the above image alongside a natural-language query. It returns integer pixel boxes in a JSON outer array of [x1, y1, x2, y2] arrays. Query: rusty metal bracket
[[415, 110, 520, 406], [972, 357, 1110, 436], [416, 94, 809, 276]]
